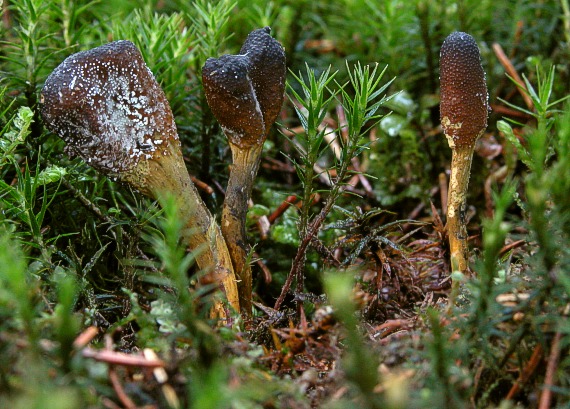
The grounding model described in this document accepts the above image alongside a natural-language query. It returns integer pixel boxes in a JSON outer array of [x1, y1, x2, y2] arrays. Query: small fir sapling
[[40, 40, 240, 314], [202, 27, 286, 315], [439, 32, 489, 277]]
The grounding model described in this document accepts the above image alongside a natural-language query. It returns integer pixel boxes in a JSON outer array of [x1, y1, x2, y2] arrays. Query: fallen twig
[[73, 326, 99, 349], [268, 195, 299, 224], [539, 331, 563, 409], [499, 239, 526, 257], [108, 366, 138, 409], [439, 172, 448, 215], [189, 175, 214, 195], [490, 103, 531, 119], [82, 348, 165, 368], [506, 344, 543, 400], [492, 42, 534, 110], [254, 252, 273, 283], [539, 304, 569, 409], [373, 319, 412, 339]]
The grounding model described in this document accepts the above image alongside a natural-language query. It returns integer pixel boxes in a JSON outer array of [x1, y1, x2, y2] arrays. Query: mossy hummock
[[440, 31, 489, 276], [40, 40, 240, 315], [203, 27, 286, 315]]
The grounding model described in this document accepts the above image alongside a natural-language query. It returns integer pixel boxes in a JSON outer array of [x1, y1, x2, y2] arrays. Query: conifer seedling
[[440, 32, 489, 278], [40, 40, 240, 315], [202, 27, 286, 315]]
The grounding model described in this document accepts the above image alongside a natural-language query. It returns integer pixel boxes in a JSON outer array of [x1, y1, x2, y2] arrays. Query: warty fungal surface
[[40, 40, 178, 176]]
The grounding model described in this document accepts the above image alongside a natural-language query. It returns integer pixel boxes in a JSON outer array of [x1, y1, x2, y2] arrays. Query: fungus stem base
[[142, 147, 240, 316], [447, 145, 475, 279], [222, 144, 263, 316]]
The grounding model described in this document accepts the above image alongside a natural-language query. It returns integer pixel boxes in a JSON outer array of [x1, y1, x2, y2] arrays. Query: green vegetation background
[[0, 0, 569, 408]]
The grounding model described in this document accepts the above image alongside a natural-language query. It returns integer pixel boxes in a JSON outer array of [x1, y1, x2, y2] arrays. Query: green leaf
[[32, 165, 67, 186], [497, 120, 533, 170]]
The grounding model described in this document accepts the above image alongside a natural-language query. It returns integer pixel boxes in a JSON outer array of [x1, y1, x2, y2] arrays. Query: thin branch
[[506, 344, 543, 400], [82, 348, 165, 368], [108, 366, 137, 409], [492, 42, 534, 110], [539, 305, 566, 409]]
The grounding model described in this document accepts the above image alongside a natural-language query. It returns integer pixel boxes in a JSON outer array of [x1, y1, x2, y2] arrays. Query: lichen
[[40, 40, 179, 177]]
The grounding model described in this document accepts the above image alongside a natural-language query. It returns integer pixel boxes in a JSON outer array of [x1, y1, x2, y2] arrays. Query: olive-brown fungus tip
[[202, 55, 265, 148], [239, 26, 286, 129], [440, 31, 489, 149], [40, 40, 179, 178]]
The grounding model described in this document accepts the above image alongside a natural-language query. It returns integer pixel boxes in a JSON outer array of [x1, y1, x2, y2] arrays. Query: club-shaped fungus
[[40, 40, 239, 315], [203, 27, 286, 315], [440, 32, 489, 278]]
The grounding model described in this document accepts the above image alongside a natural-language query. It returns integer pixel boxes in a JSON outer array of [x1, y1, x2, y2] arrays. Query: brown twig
[[439, 172, 448, 215], [275, 200, 331, 310], [410, 241, 441, 256], [254, 252, 273, 284], [73, 326, 99, 349], [262, 156, 296, 173], [506, 344, 543, 400], [310, 236, 341, 267], [82, 348, 165, 368], [268, 195, 299, 224], [108, 366, 137, 409], [490, 103, 531, 119], [190, 175, 214, 195], [539, 331, 563, 409], [499, 239, 526, 257], [539, 305, 569, 409], [380, 319, 412, 338], [492, 42, 534, 110]]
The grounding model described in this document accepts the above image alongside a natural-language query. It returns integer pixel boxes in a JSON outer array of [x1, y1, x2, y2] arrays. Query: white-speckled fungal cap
[[40, 40, 179, 176]]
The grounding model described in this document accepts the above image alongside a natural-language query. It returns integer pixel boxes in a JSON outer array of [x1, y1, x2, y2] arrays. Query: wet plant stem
[[222, 144, 263, 315]]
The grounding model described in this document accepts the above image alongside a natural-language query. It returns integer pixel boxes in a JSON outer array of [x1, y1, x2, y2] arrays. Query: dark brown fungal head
[[202, 27, 286, 149], [40, 40, 179, 179], [440, 31, 489, 149], [202, 55, 265, 148], [239, 27, 286, 131]]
